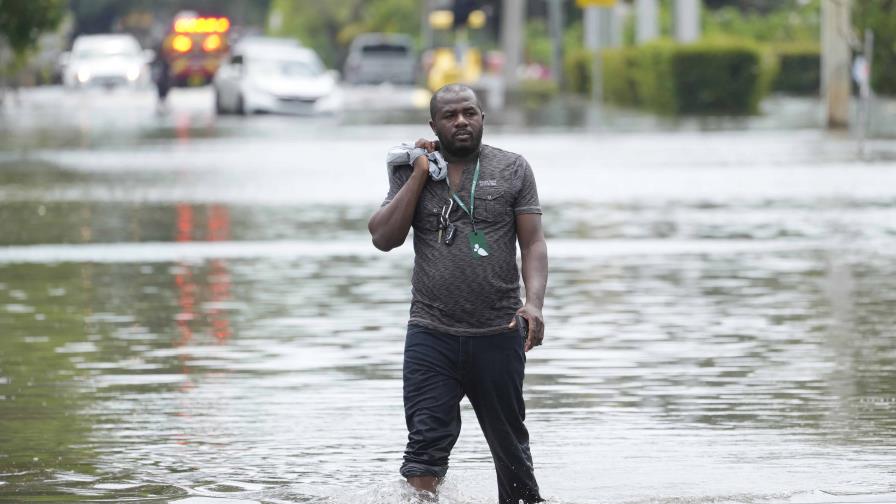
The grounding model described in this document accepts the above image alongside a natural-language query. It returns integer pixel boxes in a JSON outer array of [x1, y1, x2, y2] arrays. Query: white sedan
[[61, 34, 153, 89], [212, 45, 342, 115]]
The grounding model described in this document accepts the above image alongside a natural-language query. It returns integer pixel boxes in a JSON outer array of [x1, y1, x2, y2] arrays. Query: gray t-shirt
[[382, 144, 542, 336]]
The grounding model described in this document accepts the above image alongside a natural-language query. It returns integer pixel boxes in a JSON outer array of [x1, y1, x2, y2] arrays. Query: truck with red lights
[[162, 11, 231, 86]]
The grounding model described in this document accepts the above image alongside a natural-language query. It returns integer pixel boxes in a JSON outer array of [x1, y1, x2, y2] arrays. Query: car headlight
[[126, 66, 141, 82], [77, 68, 91, 83]]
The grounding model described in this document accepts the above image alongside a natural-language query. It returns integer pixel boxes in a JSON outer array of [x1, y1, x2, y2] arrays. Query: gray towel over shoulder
[[386, 143, 448, 181]]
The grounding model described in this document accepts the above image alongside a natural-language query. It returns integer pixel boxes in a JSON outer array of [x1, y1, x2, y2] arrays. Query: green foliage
[[703, 1, 821, 43], [772, 43, 820, 95], [632, 41, 677, 114], [515, 78, 559, 108], [564, 47, 590, 95], [671, 39, 766, 114], [601, 47, 639, 106], [525, 19, 551, 66], [854, 0, 896, 96], [268, 0, 420, 68], [0, 0, 66, 57], [68, 1, 273, 34]]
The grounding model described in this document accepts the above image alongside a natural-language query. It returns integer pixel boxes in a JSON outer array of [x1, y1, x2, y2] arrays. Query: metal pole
[[635, 0, 659, 44], [583, 6, 602, 102], [674, 0, 700, 43], [547, 0, 564, 89], [421, 0, 433, 53], [501, 0, 525, 89], [857, 29, 874, 158]]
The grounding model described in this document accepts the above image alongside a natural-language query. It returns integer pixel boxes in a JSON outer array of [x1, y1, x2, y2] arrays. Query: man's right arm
[[368, 156, 430, 251]]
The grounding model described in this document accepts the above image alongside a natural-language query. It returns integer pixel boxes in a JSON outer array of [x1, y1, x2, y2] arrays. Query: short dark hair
[[429, 84, 482, 120]]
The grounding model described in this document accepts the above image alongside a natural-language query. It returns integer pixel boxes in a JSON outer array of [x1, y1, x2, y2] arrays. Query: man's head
[[429, 84, 485, 159]]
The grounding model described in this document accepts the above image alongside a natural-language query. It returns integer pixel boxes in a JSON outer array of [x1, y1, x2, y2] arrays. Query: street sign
[[576, 0, 616, 7]]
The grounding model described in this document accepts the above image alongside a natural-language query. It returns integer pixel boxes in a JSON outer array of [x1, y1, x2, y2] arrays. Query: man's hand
[[413, 154, 429, 174], [508, 305, 544, 352], [412, 138, 438, 175], [415, 138, 439, 152]]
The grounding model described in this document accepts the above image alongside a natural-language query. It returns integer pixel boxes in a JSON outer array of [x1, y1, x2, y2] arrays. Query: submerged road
[[1, 85, 896, 504]]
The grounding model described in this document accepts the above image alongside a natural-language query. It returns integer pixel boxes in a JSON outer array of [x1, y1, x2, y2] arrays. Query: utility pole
[[583, 6, 602, 102], [635, 0, 659, 44], [821, 0, 852, 129], [501, 0, 525, 89], [421, 0, 434, 53], [674, 0, 700, 43], [547, 0, 564, 89]]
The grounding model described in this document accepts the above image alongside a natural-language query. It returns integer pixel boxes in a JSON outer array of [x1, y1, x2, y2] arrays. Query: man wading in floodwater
[[368, 84, 548, 503]]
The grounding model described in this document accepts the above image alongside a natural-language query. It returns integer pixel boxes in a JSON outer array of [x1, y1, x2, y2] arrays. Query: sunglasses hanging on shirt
[[438, 199, 456, 246]]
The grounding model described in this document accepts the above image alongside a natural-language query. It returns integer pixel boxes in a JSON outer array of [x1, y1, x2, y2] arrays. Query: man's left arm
[[513, 213, 548, 352]]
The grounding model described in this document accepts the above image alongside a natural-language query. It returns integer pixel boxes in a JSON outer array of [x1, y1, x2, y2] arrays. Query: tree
[[268, 0, 420, 68], [0, 0, 66, 58]]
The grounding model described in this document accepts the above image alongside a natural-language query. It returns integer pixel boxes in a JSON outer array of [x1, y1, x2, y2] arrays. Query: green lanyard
[[447, 158, 480, 232]]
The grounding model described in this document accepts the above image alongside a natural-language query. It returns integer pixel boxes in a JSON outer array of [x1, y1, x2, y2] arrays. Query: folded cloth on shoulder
[[386, 143, 448, 181]]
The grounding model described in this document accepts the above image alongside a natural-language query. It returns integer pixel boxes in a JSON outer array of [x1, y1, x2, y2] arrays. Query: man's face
[[429, 91, 485, 158]]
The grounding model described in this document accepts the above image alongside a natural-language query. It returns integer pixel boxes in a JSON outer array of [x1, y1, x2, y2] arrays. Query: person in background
[[152, 41, 171, 111]]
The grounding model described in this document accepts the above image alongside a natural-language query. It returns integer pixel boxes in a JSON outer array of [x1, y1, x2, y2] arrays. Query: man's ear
[[481, 112, 486, 123], [429, 119, 436, 135]]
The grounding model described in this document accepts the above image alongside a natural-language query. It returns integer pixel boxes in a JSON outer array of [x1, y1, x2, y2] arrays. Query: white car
[[212, 45, 342, 115], [61, 34, 153, 89]]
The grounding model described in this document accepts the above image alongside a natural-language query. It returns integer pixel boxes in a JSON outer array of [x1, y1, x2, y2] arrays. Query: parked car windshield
[[74, 40, 141, 59], [251, 57, 323, 78]]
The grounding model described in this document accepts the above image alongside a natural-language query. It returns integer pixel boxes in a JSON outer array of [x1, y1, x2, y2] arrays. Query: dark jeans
[[401, 324, 543, 504]]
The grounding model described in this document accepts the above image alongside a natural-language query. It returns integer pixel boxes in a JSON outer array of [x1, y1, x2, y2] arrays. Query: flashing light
[[202, 33, 222, 52], [429, 10, 453, 30], [172, 34, 193, 53], [468, 10, 486, 29], [174, 16, 230, 34], [126, 66, 141, 81]]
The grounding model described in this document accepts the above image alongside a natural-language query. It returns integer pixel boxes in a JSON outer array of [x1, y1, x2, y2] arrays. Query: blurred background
[[1, 1, 896, 504]]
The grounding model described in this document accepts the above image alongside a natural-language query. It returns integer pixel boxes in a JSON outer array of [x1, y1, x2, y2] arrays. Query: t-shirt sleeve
[[512, 157, 542, 215], [381, 165, 411, 207]]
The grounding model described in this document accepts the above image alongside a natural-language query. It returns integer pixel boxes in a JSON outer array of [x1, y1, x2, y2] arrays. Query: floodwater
[[1, 87, 896, 504]]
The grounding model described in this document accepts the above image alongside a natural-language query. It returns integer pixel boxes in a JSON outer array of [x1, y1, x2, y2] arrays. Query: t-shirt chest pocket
[[473, 188, 507, 222], [414, 191, 446, 231]]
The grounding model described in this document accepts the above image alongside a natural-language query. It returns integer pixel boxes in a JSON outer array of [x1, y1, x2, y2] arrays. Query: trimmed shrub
[[514, 78, 559, 108], [772, 44, 820, 95], [631, 41, 678, 114], [564, 47, 592, 95], [670, 40, 767, 114], [583, 39, 769, 115], [602, 47, 640, 106]]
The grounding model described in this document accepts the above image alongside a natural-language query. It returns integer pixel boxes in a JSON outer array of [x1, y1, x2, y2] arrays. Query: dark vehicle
[[343, 33, 416, 85]]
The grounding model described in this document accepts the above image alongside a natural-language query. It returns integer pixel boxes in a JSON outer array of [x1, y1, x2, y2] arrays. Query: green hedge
[[601, 47, 640, 107], [772, 44, 820, 95], [567, 39, 774, 115], [564, 47, 592, 95]]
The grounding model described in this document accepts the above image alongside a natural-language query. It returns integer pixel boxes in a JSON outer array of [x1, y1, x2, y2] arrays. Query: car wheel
[[214, 90, 227, 115], [236, 93, 248, 116]]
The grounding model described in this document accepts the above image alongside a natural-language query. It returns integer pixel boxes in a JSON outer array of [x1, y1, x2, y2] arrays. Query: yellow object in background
[[425, 9, 487, 91], [575, 0, 616, 7]]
